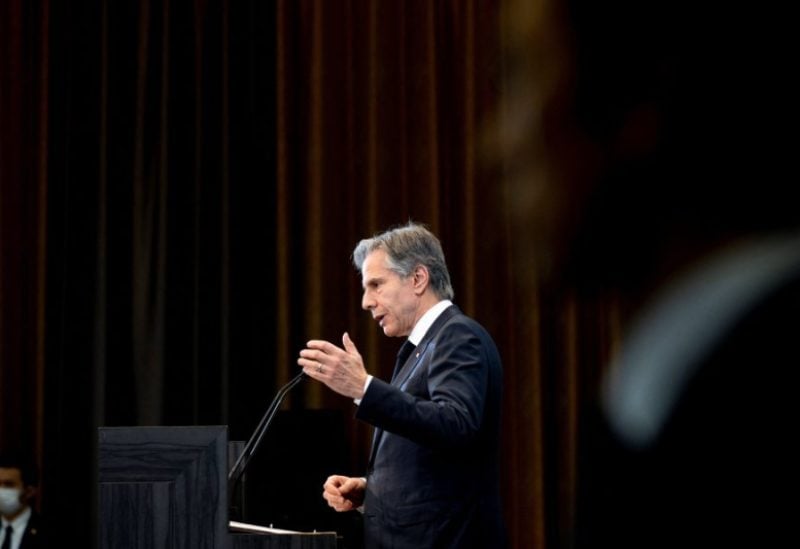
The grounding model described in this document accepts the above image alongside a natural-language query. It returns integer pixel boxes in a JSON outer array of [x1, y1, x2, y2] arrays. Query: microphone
[[228, 371, 306, 515]]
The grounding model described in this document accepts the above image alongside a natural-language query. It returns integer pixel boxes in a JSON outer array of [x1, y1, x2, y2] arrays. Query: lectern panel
[[98, 425, 228, 549]]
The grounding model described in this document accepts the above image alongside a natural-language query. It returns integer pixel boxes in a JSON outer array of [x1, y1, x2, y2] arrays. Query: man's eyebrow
[[362, 276, 383, 288]]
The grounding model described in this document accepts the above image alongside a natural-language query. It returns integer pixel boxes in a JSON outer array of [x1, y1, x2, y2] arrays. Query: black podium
[[98, 425, 338, 549]]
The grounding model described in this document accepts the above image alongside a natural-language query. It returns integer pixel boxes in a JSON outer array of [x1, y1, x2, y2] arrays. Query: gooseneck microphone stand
[[228, 371, 306, 520]]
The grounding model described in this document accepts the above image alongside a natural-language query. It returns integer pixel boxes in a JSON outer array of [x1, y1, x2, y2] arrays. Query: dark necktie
[[1, 525, 12, 549], [371, 339, 417, 462], [390, 339, 416, 383]]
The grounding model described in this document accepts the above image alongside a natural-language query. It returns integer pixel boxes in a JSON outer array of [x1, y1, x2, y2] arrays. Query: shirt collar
[[2, 505, 31, 530], [408, 299, 452, 346]]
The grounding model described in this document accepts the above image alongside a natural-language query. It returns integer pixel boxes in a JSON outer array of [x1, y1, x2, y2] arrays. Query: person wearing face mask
[[0, 454, 45, 549]]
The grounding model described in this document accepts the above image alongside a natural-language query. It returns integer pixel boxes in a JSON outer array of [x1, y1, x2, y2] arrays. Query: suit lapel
[[367, 305, 461, 467], [390, 339, 416, 384], [393, 305, 459, 389], [392, 340, 426, 390]]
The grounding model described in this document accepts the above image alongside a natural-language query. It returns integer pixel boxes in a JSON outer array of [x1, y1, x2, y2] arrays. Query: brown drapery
[[0, 1, 620, 547], [0, 0, 49, 466]]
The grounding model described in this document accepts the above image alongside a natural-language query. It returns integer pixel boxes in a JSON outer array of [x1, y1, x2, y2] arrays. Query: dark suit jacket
[[356, 305, 505, 549], [7, 511, 47, 549]]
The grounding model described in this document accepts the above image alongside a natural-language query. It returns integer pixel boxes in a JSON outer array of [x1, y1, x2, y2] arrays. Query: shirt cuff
[[356, 477, 367, 513], [353, 375, 373, 405]]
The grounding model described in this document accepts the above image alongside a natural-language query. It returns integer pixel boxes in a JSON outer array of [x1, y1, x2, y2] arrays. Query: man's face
[[361, 249, 419, 337], [0, 467, 29, 518]]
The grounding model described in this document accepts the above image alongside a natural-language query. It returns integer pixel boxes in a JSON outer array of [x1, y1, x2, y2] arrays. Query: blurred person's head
[[495, 4, 799, 546], [496, 0, 797, 301]]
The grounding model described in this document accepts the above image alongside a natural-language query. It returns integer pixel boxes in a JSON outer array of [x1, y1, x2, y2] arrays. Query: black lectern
[[98, 425, 337, 549]]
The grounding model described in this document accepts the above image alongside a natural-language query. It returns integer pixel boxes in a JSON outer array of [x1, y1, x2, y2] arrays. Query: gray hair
[[352, 222, 454, 300]]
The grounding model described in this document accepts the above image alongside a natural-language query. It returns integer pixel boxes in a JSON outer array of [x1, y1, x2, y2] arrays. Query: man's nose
[[361, 291, 374, 310]]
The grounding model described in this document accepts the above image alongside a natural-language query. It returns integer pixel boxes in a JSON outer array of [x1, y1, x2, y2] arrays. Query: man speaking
[[298, 222, 506, 548]]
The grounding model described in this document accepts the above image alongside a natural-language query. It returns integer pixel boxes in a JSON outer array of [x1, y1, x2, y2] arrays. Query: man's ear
[[412, 265, 430, 295]]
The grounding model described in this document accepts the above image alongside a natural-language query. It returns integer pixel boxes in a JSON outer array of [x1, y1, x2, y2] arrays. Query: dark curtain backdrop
[[0, 1, 618, 548]]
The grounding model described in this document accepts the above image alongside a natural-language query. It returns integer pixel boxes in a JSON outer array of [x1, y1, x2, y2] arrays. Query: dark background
[[2, 1, 796, 548]]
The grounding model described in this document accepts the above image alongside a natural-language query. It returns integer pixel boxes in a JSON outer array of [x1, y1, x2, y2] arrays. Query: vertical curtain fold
[[0, 0, 49, 467], [275, 0, 291, 389], [131, 0, 159, 424], [304, 0, 325, 407], [33, 0, 51, 469], [190, 0, 205, 421], [219, 0, 231, 421]]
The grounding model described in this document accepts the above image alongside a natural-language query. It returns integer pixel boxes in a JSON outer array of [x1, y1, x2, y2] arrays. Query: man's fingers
[[339, 477, 361, 495], [324, 475, 348, 492], [300, 340, 349, 367], [298, 345, 336, 374], [342, 332, 357, 354], [299, 348, 326, 362], [322, 475, 361, 512], [322, 491, 352, 512], [305, 339, 339, 353]]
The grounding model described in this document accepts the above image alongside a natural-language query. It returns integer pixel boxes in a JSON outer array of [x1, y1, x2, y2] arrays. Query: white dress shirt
[[0, 506, 31, 549], [355, 299, 453, 404]]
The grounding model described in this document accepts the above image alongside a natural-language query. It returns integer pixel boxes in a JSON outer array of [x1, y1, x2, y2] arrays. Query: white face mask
[[0, 487, 22, 516]]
